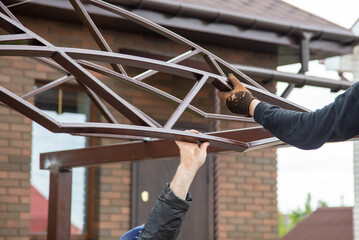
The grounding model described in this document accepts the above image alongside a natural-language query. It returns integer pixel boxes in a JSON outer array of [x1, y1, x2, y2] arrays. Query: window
[[30, 84, 90, 235]]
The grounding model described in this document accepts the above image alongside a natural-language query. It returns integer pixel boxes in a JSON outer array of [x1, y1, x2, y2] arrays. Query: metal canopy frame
[[0, 0, 309, 155], [0, 1, 351, 239]]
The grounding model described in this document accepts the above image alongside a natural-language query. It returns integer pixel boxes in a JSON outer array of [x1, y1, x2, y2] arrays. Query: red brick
[[21, 149, 31, 156], [19, 212, 29, 220], [254, 198, 271, 205], [0, 180, 20, 187], [236, 211, 254, 218], [0, 196, 19, 203], [0, 171, 8, 179], [0, 132, 21, 140], [24, 70, 47, 79], [12, 60, 35, 70], [221, 182, 236, 189], [8, 188, 29, 196], [10, 124, 31, 132], [0, 147, 21, 155], [245, 177, 262, 184], [99, 221, 121, 229], [245, 150, 263, 157], [221, 210, 236, 217], [6, 220, 28, 228], [20, 196, 29, 204], [0, 123, 9, 130], [255, 184, 271, 191], [8, 172, 29, 180], [255, 170, 272, 178], [264, 219, 278, 226]]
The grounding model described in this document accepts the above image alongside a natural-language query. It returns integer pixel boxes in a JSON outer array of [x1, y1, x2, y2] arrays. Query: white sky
[[277, 0, 359, 213]]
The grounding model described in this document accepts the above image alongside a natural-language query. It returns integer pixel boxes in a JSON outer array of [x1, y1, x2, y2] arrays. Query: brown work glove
[[217, 73, 257, 117]]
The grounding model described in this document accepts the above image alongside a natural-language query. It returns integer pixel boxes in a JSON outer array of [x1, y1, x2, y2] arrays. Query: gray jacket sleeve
[[253, 81, 359, 150], [138, 183, 192, 240]]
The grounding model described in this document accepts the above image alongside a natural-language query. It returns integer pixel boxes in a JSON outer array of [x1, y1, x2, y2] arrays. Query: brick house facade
[[0, 13, 278, 240], [0, 1, 354, 240]]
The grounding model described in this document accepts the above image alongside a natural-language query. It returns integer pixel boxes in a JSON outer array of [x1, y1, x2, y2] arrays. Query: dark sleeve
[[138, 183, 192, 240], [253, 81, 359, 150]]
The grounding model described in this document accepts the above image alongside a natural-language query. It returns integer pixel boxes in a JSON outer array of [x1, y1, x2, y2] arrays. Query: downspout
[[353, 43, 359, 240], [281, 32, 313, 98]]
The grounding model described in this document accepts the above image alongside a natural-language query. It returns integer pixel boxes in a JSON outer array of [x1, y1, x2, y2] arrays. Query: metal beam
[[40, 127, 279, 170], [47, 170, 72, 240], [234, 64, 353, 91], [69, 0, 127, 75], [164, 75, 209, 129]]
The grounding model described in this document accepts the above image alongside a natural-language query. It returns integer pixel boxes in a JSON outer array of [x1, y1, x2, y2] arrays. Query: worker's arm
[[138, 130, 209, 240], [218, 74, 359, 150]]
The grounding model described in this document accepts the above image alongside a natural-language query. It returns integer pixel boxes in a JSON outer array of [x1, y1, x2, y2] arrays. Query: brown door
[[132, 155, 213, 240]]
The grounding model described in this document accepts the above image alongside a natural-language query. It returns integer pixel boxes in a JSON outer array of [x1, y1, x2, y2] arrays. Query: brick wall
[[0, 14, 279, 240], [0, 56, 34, 240]]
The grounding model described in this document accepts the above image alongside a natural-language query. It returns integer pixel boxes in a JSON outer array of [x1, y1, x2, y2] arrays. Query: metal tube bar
[[64, 47, 206, 82], [77, 59, 207, 117], [21, 75, 75, 100], [75, 80, 118, 124], [164, 75, 209, 129], [69, 0, 127, 75], [213, 56, 266, 90], [88, 0, 266, 90], [78, 60, 258, 122], [203, 55, 226, 77], [67, 48, 294, 110], [40, 126, 279, 169], [0, 12, 49, 45], [245, 83, 309, 112], [0, 1, 20, 22], [134, 49, 200, 81], [57, 122, 249, 152], [0, 45, 55, 57], [206, 113, 255, 123], [6, 0, 33, 9], [51, 51, 157, 127], [89, 0, 194, 49], [0, 85, 60, 131], [0, 44, 309, 112], [235, 64, 353, 91], [33, 57, 68, 74], [280, 83, 295, 98], [76, 133, 151, 141], [47, 170, 72, 240], [0, 33, 30, 43]]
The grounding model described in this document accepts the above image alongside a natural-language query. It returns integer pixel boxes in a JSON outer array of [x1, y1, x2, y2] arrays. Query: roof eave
[[3, 0, 358, 64]]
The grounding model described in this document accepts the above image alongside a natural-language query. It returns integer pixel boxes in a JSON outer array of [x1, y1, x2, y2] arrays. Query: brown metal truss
[[0, 0, 311, 154]]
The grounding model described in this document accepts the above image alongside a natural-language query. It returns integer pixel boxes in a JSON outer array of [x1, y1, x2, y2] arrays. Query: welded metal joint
[[43, 158, 60, 173]]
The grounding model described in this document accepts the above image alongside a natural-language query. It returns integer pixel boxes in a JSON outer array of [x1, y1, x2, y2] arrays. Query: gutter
[[107, 0, 359, 45]]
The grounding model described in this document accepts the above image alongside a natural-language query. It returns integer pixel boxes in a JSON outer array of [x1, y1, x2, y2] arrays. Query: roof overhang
[[2, 0, 359, 65]]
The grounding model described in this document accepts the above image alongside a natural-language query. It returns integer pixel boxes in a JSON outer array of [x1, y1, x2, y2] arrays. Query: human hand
[[175, 130, 210, 172], [217, 73, 257, 116]]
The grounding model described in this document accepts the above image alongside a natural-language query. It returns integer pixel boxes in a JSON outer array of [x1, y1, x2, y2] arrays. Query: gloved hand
[[217, 73, 257, 117]]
